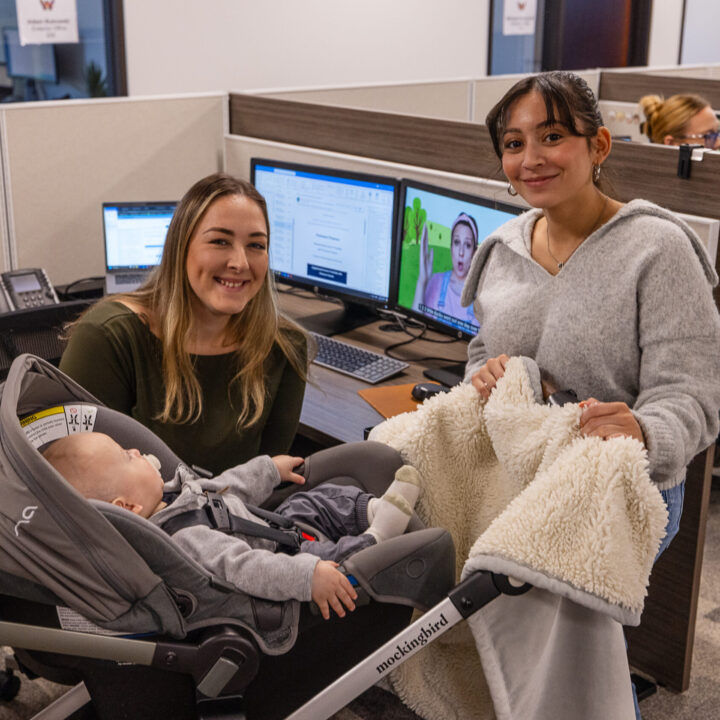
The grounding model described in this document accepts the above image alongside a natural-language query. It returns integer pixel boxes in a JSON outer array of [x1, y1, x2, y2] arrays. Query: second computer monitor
[[251, 158, 399, 335], [395, 180, 522, 339]]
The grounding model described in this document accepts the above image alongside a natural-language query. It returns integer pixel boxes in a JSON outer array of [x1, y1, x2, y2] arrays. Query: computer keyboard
[[310, 332, 409, 384]]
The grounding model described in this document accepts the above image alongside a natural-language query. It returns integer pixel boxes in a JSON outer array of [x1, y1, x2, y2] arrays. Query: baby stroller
[[0, 354, 527, 720]]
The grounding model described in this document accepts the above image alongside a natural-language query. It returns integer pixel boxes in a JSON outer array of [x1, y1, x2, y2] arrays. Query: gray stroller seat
[[0, 354, 456, 720]]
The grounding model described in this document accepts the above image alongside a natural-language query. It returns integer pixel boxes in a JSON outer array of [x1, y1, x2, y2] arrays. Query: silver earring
[[593, 164, 601, 183], [507, 184, 518, 197]]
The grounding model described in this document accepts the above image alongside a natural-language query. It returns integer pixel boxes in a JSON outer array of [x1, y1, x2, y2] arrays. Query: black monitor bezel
[[250, 157, 401, 316], [393, 178, 523, 341]]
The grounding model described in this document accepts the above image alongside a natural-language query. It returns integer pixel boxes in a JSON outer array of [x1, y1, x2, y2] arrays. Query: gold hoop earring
[[593, 164, 602, 183], [507, 184, 518, 197]]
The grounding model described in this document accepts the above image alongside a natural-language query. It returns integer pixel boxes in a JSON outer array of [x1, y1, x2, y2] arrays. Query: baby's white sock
[[365, 465, 421, 543], [366, 465, 421, 524], [365, 493, 413, 543]]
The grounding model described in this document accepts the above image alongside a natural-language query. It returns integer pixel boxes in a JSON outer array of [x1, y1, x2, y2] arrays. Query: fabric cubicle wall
[[0, 93, 227, 287], [256, 79, 474, 123], [598, 70, 720, 107], [471, 70, 601, 131]]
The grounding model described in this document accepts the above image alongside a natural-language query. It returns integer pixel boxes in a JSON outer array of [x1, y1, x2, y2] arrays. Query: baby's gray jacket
[[461, 199, 720, 490], [151, 457, 319, 602]]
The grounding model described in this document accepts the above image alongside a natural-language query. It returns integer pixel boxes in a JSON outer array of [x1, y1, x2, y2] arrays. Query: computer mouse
[[411, 382, 449, 402]]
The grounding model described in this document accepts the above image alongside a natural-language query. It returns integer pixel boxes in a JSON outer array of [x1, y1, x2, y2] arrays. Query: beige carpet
[[2, 478, 720, 720]]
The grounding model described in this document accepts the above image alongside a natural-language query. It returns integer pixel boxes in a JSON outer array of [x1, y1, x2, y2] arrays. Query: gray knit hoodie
[[461, 199, 720, 490]]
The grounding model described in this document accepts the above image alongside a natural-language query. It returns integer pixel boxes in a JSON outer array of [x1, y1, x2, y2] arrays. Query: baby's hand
[[271, 455, 305, 485], [311, 561, 357, 620]]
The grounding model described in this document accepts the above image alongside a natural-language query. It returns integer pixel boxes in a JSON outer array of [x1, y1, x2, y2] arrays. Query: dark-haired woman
[[461, 71, 720, 719], [60, 174, 308, 475]]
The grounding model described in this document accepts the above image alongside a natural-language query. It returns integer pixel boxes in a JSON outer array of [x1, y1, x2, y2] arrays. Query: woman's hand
[[470, 354, 510, 400], [412, 224, 433, 311], [579, 399, 645, 445], [271, 455, 306, 484]]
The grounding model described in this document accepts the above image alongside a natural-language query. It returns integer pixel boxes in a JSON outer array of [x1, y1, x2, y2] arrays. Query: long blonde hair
[[87, 173, 308, 427], [639, 93, 710, 144]]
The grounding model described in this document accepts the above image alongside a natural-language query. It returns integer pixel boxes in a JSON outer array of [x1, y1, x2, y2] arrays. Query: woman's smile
[[216, 276, 250, 289]]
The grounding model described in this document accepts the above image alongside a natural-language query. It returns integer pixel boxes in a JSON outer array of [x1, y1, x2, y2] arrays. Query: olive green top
[[59, 301, 307, 475]]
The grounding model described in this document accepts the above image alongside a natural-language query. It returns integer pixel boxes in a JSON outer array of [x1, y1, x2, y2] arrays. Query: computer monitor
[[3, 28, 57, 84], [251, 158, 399, 335], [394, 179, 522, 384], [102, 202, 177, 293]]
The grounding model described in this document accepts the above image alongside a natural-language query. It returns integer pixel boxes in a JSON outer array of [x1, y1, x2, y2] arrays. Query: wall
[[647, 0, 684, 67], [0, 94, 226, 285], [122, 1, 489, 96], [681, 0, 720, 64]]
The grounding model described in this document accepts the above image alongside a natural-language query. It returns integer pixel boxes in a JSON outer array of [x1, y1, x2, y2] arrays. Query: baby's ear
[[111, 497, 144, 515]]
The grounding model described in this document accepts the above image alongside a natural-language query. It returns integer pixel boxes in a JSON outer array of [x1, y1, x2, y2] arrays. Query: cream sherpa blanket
[[368, 358, 668, 720]]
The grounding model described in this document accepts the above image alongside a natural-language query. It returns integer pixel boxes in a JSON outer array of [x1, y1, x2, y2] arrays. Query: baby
[[42, 433, 421, 620]]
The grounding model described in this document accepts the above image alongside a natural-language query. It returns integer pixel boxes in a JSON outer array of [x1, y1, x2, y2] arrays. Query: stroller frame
[[0, 569, 529, 720]]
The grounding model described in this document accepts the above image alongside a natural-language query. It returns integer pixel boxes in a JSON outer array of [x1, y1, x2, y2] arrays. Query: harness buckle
[[205, 491, 231, 532]]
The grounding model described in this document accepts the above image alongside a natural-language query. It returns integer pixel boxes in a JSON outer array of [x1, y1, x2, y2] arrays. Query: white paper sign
[[16, 0, 79, 46], [503, 0, 537, 36]]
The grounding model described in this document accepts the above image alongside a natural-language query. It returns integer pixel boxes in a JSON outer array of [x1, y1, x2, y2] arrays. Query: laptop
[[102, 201, 177, 293]]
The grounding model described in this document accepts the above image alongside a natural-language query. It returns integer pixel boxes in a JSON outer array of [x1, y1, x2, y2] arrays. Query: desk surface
[[278, 289, 468, 446]]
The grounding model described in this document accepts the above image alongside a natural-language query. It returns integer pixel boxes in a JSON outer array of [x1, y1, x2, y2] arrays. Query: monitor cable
[[376, 311, 462, 361]]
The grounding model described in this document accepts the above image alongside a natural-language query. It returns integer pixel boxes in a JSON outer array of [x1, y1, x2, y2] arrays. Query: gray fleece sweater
[[151, 456, 319, 602], [461, 199, 720, 490]]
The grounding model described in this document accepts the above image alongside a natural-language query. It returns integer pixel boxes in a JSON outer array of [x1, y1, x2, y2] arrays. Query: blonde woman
[[61, 173, 308, 475], [639, 93, 719, 148]]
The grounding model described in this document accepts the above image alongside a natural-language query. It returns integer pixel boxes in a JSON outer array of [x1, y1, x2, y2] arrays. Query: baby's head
[[42, 433, 165, 518]]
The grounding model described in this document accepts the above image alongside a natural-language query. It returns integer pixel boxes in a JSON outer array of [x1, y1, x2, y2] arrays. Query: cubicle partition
[[226, 136, 517, 209], [255, 79, 475, 122], [229, 91, 720, 221], [601, 63, 720, 80], [252, 69, 602, 127], [0, 93, 227, 286], [470, 70, 601, 128], [599, 70, 720, 107]]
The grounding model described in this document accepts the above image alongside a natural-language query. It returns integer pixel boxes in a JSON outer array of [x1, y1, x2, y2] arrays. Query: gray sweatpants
[[274, 483, 375, 563], [271, 440, 405, 563]]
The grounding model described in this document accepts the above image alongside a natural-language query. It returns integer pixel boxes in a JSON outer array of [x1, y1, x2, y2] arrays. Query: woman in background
[[61, 173, 308, 475], [462, 71, 720, 719], [639, 93, 719, 149]]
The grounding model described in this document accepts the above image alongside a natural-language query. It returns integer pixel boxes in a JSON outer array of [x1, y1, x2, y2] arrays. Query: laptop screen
[[102, 202, 177, 271]]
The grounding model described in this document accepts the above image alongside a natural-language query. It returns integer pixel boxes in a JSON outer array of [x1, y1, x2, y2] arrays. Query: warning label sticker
[[56, 606, 126, 636], [20, 404, 98, 448]]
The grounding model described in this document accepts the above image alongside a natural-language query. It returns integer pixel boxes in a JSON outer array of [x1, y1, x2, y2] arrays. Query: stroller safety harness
[[160, 491, 317, 554]]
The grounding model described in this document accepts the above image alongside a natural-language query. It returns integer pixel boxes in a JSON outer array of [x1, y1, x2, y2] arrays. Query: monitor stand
[[296, 301, 378, 336], [423, 362, 465, 388]]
